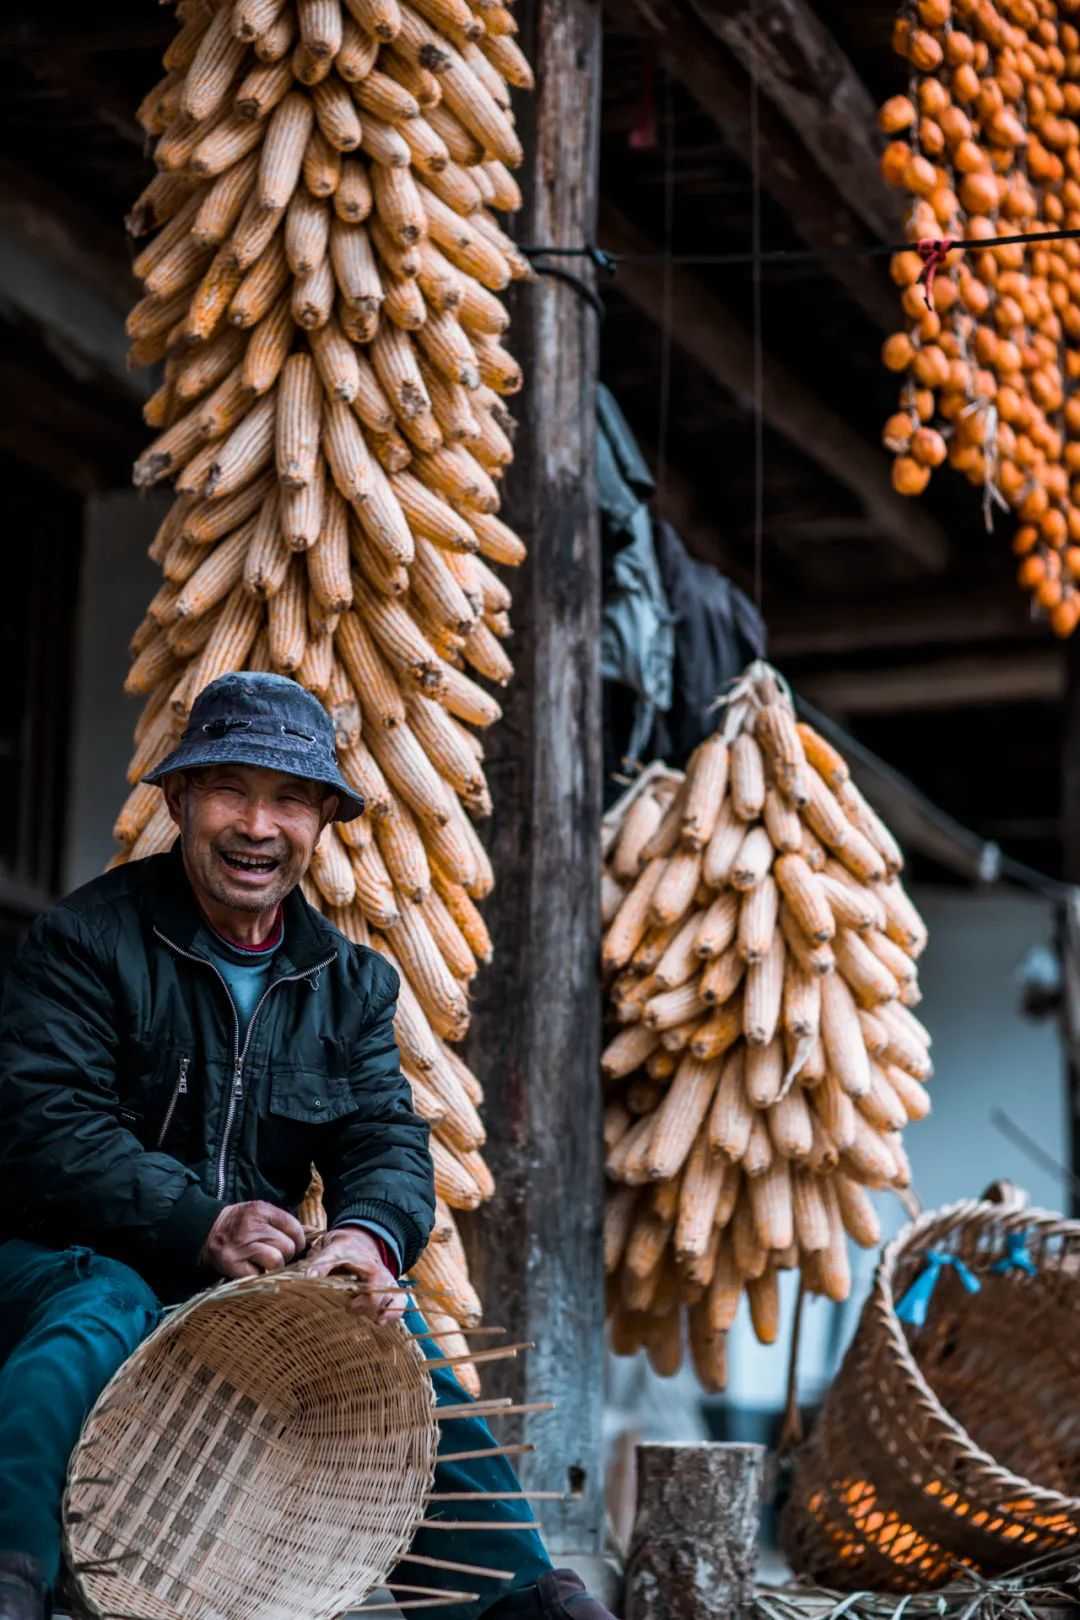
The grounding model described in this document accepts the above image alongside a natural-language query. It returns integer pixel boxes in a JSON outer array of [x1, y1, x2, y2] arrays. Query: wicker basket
[[782, 1191, 1080, 1593], [63, 1270, 439, 1620]]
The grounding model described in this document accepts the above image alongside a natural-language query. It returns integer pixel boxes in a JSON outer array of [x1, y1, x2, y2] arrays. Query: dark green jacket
[[0, 847, 434, 1298]]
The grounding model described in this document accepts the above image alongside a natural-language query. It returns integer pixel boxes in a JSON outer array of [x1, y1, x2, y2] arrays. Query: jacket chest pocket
[[258, 1069, 359, 1194], [267, 1071, 359, 1126]]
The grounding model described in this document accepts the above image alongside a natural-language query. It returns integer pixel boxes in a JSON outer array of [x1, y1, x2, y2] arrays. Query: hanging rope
[[749, 0, 765, 613]]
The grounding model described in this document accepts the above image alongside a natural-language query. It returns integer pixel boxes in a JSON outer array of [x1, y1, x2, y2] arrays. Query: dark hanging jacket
[[649, 521, 767, 768], [0, 847, 434, 1301]]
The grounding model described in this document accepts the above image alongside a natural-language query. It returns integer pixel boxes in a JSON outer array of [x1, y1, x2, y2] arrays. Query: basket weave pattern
[[782, 1197, 1080, 1592], [64, 1273, 439, 1620]]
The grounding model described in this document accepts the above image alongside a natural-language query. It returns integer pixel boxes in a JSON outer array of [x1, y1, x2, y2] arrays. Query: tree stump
[[625, 1442, 767, 1620]]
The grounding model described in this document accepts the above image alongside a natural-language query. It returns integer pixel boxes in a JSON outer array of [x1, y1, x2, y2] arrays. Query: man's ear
[[161, 773, 186, 830], [320, 794, 340, 832]]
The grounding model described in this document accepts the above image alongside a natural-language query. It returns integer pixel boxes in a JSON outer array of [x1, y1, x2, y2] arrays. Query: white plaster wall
[[721, 883, 1065, 1409], [65, 491, 165, 894]]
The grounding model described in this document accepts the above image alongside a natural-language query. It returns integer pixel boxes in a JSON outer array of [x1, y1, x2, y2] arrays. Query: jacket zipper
[[156, 1055, 190, 1150], [153, 928, 335, 1202]]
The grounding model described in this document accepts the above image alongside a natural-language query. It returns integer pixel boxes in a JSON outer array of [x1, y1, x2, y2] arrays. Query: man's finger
[[260, 1205, 308, 1250], [225, 1259, 261, 1279], [245, 1241, 288, 1273], [241, 1224, 295, 1262], [349, 1292, 380, 1319]]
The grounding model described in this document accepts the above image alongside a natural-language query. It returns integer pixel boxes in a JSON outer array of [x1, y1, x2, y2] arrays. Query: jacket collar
[[151, 844, 340, 977]]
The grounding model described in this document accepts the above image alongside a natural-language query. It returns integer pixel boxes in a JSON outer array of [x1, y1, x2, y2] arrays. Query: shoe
[[0, 1555, 49, 1620], [485, 1568, 620, 1619]]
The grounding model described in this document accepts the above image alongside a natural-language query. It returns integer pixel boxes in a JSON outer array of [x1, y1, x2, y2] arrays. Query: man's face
[[163, 764, 337, 915]]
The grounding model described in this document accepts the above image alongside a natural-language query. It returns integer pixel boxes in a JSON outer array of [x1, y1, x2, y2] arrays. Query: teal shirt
[[198, 923, 281, 1042]]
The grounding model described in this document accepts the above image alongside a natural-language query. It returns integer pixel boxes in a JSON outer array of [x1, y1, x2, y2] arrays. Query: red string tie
[[916, 238, 955, 310]]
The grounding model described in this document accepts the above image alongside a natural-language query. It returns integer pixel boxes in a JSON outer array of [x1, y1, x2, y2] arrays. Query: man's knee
[[60, 1249, 160, 1338]]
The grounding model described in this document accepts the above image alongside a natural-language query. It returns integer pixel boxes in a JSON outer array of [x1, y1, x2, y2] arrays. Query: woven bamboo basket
[[63, 1271, 439, 1620], [781, 1190, 1080, 1593]]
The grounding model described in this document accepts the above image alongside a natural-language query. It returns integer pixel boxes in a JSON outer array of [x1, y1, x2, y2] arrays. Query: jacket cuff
[[334, 1219, 402, 1275], [156, 1182, 228, 1267], [328, 1198, 423, 1274]]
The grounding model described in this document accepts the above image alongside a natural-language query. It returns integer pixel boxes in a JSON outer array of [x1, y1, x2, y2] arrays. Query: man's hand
[[300, 1228, 404, 1323], [201, 1200, 307, 1279]]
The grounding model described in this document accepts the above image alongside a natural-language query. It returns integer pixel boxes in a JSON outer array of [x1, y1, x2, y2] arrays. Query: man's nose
[[235, 800, 278, 841]]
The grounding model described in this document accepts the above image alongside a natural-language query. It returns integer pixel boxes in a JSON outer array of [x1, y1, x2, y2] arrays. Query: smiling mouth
[[218, 851, 282, 876]]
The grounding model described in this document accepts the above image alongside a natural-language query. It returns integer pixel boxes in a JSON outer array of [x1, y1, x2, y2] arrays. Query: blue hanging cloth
[[895, 1249, 982, 1328], [990, 1231, 1038, 1277]]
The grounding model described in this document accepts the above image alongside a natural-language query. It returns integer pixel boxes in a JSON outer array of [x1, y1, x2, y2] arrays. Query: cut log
[[625, 1442, 766, 1619]]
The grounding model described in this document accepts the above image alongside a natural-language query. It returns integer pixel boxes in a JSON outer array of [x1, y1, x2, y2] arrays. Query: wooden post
[[1061, 635, 1080, 1218], [625, 1444, 767, 1620], [461, 0, 605, 1567]]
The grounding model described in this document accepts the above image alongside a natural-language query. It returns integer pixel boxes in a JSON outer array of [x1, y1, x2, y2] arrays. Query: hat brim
[[143, 737, 364, 822]]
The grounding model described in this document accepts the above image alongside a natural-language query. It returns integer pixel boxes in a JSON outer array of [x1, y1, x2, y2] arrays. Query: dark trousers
[[0, 1240, 550, 1619]]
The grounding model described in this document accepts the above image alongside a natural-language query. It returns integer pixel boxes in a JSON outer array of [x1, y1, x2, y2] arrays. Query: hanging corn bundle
[[878, 0, 1080, 634], [115, 0, 535, 1392], [600, 663, 932, 1391]]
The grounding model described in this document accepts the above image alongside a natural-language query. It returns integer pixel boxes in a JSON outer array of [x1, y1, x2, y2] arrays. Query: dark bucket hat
[[144, 672, 363, 821]]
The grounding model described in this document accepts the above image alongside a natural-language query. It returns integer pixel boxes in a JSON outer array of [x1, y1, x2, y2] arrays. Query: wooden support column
[[462, 0, 606, 1564], [1061, 636, 1080, 1216]]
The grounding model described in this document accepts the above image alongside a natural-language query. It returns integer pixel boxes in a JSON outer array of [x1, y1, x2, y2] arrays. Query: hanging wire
[[749, 0, 765, 613], [655, 67, 676, 506], [519, 222, 1080, 270]]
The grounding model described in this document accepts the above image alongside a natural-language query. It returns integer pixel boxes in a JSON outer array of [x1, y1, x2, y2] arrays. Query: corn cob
[[190, 584, 264, 694], [338, 20, 381, 81], [267, 554, 308, 669], [335, 608, 406, 728], [303, 124, 342, 193], [305, 487, 353, 611], [376, 802, 432, 901], [281, 454, 326, 548]]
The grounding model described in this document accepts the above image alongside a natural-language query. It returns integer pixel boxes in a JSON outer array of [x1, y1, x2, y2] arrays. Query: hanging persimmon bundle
[[879, 0, 1080, 634], [113, 0, 536, 1391], [601, 664, 931, 1391]]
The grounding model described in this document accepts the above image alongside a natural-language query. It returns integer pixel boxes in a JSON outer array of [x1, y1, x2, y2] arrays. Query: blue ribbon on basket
[[990, 1231, 1038, 1277], [895, 1250, 982, 1328]]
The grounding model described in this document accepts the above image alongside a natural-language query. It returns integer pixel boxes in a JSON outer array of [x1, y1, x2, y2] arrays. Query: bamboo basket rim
[[869, 1192, 1080, 1520], [63, 1268, 440, 1620]]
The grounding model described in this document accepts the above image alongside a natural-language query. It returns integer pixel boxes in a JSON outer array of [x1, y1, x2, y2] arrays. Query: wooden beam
[[0, 17, 171, 53], [0, 160, 144, 401], [770, 587, 1039, 658], [799, 648, 1064, 714], [652, 461, 750, 586], [605, 0, 897, 332], [689, 0, 899, 242], [600, 203, 950, 574], [461, 0, 606, 1565]]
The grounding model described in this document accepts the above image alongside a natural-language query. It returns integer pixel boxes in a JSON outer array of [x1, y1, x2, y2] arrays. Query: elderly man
[[0, 673, 615, 1620]]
